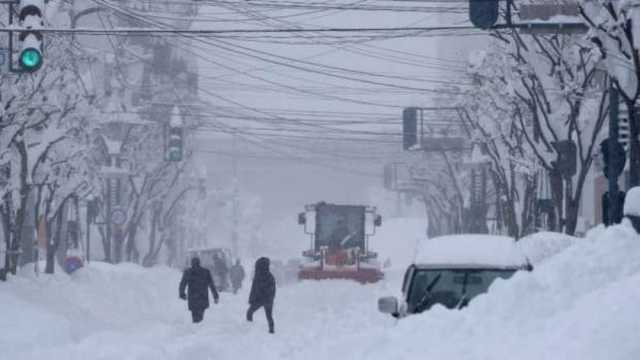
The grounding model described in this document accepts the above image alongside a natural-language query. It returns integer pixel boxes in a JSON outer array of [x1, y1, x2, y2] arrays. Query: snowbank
[[517, 231, 579, 264], [349, 223, 640, 360], [0, 263, 185, 359], [624, 186, 640, 217]]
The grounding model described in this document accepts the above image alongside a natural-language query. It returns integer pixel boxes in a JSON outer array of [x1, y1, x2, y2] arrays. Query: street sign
[[421, 137, 466, 152], [383, 162, 426, 193], [519, 3, 579, 21], [409, 164, 431, 181], [110, 208, 127, 226], [517, 3, 585, 34]]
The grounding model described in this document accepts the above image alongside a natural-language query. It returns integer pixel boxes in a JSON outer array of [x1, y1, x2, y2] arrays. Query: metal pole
[[609, 86, 621, 224], [630, 105, 640, 186], [86, 201, 91, 263], [105, 179, 112, 262], [8, 1, 13, 72]]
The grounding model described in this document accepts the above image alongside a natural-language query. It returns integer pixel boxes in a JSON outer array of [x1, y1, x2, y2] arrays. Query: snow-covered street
[[2, 261, 400, 360], [3, 222, 640, 360]]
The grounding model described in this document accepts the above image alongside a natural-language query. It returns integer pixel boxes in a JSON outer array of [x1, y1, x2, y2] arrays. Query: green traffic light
[[168, 148, 182, 161], [20, 48, 43, 71]]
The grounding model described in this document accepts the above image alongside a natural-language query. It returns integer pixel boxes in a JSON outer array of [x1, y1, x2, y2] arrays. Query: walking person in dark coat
[[246, 257, 276, 333], [229, 259, 246, 294], [179, 257, 220, 323]]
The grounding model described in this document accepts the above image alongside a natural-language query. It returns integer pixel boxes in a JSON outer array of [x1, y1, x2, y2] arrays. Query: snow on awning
[[415, 234, 529, 270]]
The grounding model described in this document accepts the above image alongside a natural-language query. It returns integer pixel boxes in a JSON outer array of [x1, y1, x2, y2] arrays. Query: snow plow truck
[[297, 202, 384, 284]]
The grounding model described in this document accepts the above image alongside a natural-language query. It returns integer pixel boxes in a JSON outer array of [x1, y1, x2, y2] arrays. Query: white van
[[378, 234, 532, 317]]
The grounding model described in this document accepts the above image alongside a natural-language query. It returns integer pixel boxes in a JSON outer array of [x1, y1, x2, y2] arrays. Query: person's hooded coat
[[249, 257, 276, 306], [180, 257, 219, 311]]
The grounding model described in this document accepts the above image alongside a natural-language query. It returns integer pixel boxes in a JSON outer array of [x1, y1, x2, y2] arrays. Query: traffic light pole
[[5, 1, 18, 73], [630, 104, 640, 187], [608, 87, 622, 225]]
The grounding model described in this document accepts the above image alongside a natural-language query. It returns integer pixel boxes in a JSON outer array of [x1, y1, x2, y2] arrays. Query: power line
[[0, 25, 478, 35]]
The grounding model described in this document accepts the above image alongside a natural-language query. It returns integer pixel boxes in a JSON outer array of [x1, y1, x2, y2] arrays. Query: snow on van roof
[[415, 234, 529, 269]]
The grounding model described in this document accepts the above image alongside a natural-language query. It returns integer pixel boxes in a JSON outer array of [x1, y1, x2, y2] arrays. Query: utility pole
[[231, 131, 239, 258]]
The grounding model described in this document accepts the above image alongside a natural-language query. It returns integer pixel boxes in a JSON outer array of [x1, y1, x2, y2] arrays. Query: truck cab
[[378, 234, 532, 317], [297, 202, 384, 283]]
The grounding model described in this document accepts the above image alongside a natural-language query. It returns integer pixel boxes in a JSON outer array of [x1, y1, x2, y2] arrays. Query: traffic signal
[[403, 107, 418, 150], [619, 114, 630, 151], [469, 0, 500, 29], [17, 0, 44, 72], [166, 124, 183, 161], [600, 138, 626, 179]]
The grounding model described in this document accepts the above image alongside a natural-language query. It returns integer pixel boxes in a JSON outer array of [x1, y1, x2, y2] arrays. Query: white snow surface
[[2, 224, 640, 360], [517, 231, 579, 264], [415, 234, 529, 269], [623, 186, 640, 217]]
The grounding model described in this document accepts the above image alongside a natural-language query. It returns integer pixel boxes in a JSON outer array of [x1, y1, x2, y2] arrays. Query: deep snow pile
[[624, 186, 640, 216], [351, 222, 640, 360], [517, 231, 579, 264]]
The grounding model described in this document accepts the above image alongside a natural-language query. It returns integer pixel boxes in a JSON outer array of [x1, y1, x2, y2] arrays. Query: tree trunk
[[1, 206, 11, 281], [549, 169, 564, 232], [45, 213, 63, 274], [125, 218, 140, 263], [519, 177, 537, 237], [98, 225, 110, 262], [10, 140, 31, 274], [142, 209, 159, 267], [113, 226, 124, 264], [505, 198, 519, 239]]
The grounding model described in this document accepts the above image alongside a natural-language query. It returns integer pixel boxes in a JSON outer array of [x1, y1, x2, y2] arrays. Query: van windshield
[[407, 269, 516, 313]]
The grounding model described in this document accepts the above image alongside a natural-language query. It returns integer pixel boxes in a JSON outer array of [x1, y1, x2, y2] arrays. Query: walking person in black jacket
[[179, 257, 220, 323], [246, 257, 276, 333]]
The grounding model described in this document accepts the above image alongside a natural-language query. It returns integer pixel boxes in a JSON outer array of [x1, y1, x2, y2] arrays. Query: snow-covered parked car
[[378, 234, 532, 318]]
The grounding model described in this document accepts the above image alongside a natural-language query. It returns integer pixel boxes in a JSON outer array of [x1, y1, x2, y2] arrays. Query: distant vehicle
[[186, 247, 233, 292], [378, 234, 532, 318], [297, 202, 383, 284]]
